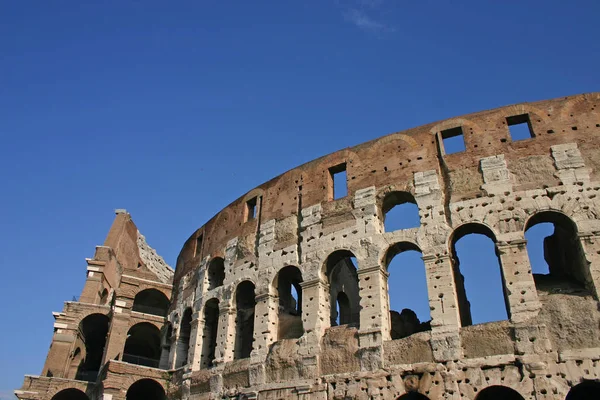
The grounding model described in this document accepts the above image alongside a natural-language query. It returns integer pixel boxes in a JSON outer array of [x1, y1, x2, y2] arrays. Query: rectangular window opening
[[329, 163, 347, 200], [195, 234, 203, 257], [246, 197, 257, 221], [507, 114, 534, 141], [441, 126, 466, 155]]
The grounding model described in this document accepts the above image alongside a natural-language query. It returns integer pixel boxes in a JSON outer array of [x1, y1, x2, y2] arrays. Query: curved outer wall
[[168, 92, 600, 399]]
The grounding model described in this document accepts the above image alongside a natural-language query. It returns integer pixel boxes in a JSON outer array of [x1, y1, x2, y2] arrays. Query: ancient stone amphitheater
[[16, 93, 600, 400]]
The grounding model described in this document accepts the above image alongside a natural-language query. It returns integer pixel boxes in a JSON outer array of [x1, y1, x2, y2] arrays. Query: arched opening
[[132, 289, 170, 317], [396, 392, 430, 400], [451, 224, 508, 326], [525, 211, 590, 293], [207, 257, 225, 290], [99, 288, 109, 305], [51, 388, 89, 400], [74, 313, 109, 382], [234, 281, 256, 359], [275, 265, 304, 339], [123, 322, 161, 368], [200, 298, 219, 368], [175, 308, 193, 368], [382, 191, 420, 232], [126, 378, 166, 400], [566, 380, 600, 400], [474, 385, 525, 400], [385, 242, 431, 340], [326, 250, 360, 328]]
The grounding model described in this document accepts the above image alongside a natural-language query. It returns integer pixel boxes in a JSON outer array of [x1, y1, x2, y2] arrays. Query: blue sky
[[0, 1, 599, 397]]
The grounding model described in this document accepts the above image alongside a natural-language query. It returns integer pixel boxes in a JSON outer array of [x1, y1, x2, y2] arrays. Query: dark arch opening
[[474, 385, 525, 400], [525, 211, 590, 294], [382, 191, 420, 232], [396, 392, 430, 400], [99, 288, 109, 305], [207, 257, 225, 290], [385, 242, 431, 340], [566, 380, 600, 400], [132, 289, 170, 317], [276, 265, 304, 340], [74, 313, 109, 382], [234, 281, 256, 359], [123, 322, 161, 368], [200, 298, 219, 368], [175, 308, 193, 368], [126, 379, 166, 400], [51, 388, 89, 400], [326, 250, 360, 328], [450, 223, 508, 326]]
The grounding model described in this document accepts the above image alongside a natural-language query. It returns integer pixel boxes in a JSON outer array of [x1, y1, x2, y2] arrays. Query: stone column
[[495, 240, 541, 323], [356, 264, 389, 371], [188, 312, 202, 371], [422, 254, 462, 361], [102, 311, 130, 365], [297, 278, 329, 378], [251, 292, 278, 359], [578, 232, 600, 298], [213, 305, 235, 365]]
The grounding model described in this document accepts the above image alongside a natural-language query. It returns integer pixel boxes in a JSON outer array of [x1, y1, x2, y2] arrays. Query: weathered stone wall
[[16, 92, 600, 400]]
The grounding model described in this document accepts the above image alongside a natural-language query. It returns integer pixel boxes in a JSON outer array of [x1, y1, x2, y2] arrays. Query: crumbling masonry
[[16, 93, 600, 399]]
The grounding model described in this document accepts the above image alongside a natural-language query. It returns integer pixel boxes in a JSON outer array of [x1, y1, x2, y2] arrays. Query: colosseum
[[15, 93, 600, 400]]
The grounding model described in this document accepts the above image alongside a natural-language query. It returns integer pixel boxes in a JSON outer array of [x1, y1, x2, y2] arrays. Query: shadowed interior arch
[[132, 289, 170, 317], [325, 250, 360, 328], [207, 257, 225, 290], [200, 298, 219, 368], [175, 308, 193, 368], [525, 211, 590, 294], [474, 385, 525, 400], [126, 378, 166, 400], [123, 322, 161, 368], [275, 265, 304, 339], [234, 281, 256, 359], [51, 388, 89, 400], [72, 313, 109, 382], [566, 380, 600, 400]]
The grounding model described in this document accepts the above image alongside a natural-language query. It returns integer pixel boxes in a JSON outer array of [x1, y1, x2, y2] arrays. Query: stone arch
[[449, 223, 509, 326], [384, 242, 431, 339], [566, 380, 600, 400], [381, 191, 420, 232], [132, 288, 170, 317], [273, 265, 304, 339], [474, 385, 525, 400], [71, 313, 109, 381], [51, 388, 89, 400], [324, 250, 360, 328], [207, 257, 225, 290], [560, 93, 600, 120], [175, 307, 193, 368], [123, 322, 161, 368], [200, 298, 219, 368], [126, 378, 166, 400], [524, 210, 591, 293], [396, 393, 430, 400], [234, 280, 256, 359]]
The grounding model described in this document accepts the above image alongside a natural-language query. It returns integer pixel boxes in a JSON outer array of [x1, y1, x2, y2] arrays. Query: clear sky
[[1, 1, 599, 397]]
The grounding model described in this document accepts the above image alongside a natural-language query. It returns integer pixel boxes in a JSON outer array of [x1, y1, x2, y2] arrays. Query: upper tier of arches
[[173, 92, 600, 288]]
